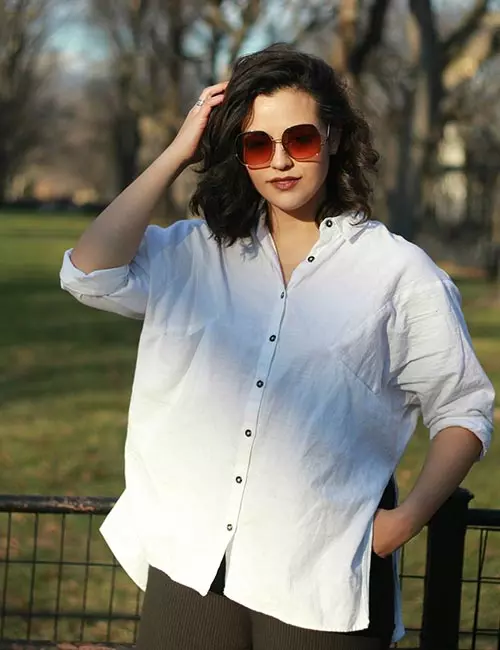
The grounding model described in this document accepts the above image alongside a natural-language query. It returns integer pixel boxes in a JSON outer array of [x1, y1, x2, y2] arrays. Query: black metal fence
[[0, 489, 499, 650]]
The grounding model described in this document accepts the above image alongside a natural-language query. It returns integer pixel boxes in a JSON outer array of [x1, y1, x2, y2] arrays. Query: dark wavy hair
[[189, 43, 379, 246]]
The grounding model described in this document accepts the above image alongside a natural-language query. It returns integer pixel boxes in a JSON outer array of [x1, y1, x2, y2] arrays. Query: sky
[[45, 0, 494, 74], [50, 24, 92, 54], [47, 4, 106, 72]]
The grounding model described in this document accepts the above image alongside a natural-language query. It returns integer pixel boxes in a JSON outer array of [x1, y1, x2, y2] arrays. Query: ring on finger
[[195, 97, 206, 107]]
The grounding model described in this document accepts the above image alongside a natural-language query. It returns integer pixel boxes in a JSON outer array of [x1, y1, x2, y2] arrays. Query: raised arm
[[70, 82, 228, 274]]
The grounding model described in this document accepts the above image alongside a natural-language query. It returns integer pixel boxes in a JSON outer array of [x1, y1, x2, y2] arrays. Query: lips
[[269, 177, 300, 191]]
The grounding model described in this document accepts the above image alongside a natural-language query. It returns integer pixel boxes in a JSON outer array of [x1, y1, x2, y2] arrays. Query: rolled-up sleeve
[[389, 279, 495, 457], [59, 225, 161, 320]]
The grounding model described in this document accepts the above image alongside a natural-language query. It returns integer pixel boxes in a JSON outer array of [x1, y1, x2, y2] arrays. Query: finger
[[199, 81, 229, 101], [205, 93, 225, 105], [191, 91, 225, 113], [204, 80, 229, 93]]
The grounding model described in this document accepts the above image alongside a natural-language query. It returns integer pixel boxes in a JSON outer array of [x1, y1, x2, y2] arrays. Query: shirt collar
[[254, 211, 369, 245], [327, 211, 370, 244], [255, 212, 269, 243]]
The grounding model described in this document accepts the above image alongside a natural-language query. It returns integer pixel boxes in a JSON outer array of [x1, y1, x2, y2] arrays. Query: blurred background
[[0, 1, 499, 647], [1, 0, 500, 267]]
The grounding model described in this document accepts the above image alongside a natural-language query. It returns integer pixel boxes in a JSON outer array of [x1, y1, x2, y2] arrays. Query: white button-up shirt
[[60, 214, 494, 642]]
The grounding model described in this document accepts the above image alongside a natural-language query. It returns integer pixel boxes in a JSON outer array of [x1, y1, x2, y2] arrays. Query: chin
[[267, 194, 316, 214]]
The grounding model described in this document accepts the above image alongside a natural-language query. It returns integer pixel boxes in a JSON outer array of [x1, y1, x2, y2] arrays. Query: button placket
[[261, 230, 288, 288], [223, 293, 287, 537], [287, 226, 339, 291]]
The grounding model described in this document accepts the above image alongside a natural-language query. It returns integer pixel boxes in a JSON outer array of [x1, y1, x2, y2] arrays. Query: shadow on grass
[[0, 358, 138, 408], [0, 277, 142, 349], [467, 323, 500, 339], [0, 276, 142, 408], [2, 229, 95, 241]]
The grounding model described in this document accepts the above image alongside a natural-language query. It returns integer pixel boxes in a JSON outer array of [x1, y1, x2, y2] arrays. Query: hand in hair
[[171, 81, 229, 166]]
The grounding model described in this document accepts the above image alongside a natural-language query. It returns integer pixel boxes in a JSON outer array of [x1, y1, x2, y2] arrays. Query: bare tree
[[0, 0, 57, 202], [386, 0, 500, 240], [330, 0, 393, 83], [306, 0, 500, 243], [85, 0, 342, 220], [39, 72, 119, 202], [86, 0, 172, 193]]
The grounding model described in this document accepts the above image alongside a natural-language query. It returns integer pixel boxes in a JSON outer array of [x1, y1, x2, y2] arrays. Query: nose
[[270, 141, 293, 170]]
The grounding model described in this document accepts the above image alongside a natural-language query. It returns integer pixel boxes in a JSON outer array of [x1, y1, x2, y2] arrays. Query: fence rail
[[1, 490, 499, 650]]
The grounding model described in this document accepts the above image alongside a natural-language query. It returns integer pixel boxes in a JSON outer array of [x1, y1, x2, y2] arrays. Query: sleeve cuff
[[429, 416, 493, 459], [59, 249, 130, 297]]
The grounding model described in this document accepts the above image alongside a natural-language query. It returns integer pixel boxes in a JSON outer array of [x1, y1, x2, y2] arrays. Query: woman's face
[[241, 88, 334, 221]]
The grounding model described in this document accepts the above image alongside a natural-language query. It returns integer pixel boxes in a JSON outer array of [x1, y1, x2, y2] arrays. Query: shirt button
[[227, 524, 233, 531], [269, 335, 277, 342], [307, 256, 315, 263], [236, 476, 242, 483], [245, 429, 252, 437], [256, 380, 264, 388], [280, 291, 285, 299], [325, 219, 333, 227]]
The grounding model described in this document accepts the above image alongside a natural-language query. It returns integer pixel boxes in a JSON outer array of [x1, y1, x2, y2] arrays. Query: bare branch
[[202, 0, 232, 34], [227, 0, 261, 63], [408, 0, 444, 124], [349, 0, 392, 77], [0, 1, 58, 198], [289, 2, 338, 47], [443, 0, 489, 66]]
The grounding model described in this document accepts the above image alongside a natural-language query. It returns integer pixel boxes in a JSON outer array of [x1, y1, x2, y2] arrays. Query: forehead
[[244, 88, 320, 134]]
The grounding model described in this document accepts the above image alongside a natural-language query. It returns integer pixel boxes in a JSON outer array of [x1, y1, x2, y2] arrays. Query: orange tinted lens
[[240, 132, 273, 166], [284, 124, 321, 159]]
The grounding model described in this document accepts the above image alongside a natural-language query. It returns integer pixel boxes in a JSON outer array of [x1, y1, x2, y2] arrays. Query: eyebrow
[[242, 122, 322, 133]]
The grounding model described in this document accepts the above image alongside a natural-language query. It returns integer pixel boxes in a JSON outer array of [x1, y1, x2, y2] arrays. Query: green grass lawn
[[0, 212, 498, 646]]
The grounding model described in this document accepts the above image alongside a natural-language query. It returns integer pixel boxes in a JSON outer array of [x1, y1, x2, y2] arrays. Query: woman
[[60, 44, 494, 650]]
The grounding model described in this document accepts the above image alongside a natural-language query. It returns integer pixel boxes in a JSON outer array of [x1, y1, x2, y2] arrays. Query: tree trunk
[[0, 170, 8, 203], [112, 108, 141, 192], [388, 72, 430, 241], [162, 121, 184, 224], [387, 2, 443, 242]]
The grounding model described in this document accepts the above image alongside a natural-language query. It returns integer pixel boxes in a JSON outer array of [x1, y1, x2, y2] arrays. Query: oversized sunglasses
[[235, 123, 331, 169]]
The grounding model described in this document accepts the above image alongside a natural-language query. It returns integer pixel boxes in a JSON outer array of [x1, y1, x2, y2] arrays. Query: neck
[[268, 199, 323, 238], [269, 210, 316, 239]]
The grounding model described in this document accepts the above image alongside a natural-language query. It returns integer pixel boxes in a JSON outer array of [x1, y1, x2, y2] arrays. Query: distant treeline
[[0, 199, 106, 215]]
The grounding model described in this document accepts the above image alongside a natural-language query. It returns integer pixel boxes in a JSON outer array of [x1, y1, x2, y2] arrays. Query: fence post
[[420, 487, 474, 650]]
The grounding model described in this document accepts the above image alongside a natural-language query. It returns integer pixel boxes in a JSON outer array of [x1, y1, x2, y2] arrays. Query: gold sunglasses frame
[[235, 123, 331, 169]]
